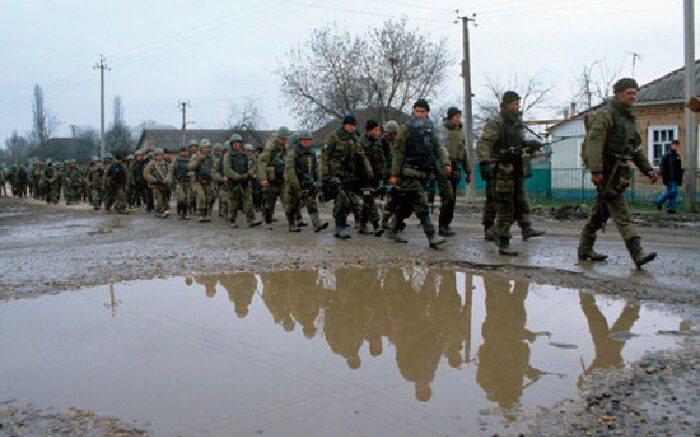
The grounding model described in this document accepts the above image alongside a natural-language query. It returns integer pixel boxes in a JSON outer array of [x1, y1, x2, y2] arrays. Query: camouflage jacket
[[443, 120, 471, 173], [144, 160, 169, 186], [325, 127, 371, 181], [257, 137, 286, 183], [392, 117, 443, 178]]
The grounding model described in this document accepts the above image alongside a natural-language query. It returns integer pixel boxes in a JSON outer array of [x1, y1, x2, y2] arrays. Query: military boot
[[577, 235, 607, 261], [311, 211, 328, 232], [372, 220, 384, 237], [484, 226, 496, 241], [438, 224, 455, 237], [161, 208, 170, 218], [181, 206, 189, 220], [288, 215, 301, 232], [198, 209, 210, 223], [497, 237, 518, 256], [248, 218, 262, 228], [334, 217, 351, 239], [358, 221, 372, 235], [264, 210, 273, 229], [521, 224, 545, 240], [428, 234, 446, 249], [625, 237, 656, 269]]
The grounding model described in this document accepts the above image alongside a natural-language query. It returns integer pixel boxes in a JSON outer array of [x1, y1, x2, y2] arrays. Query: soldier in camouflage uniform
[[189, 139, 215, 222], [246, 144, 263, 212], [100, 154, 114, 208], [440, 107, 473, 236], [283, 131, 328, 233], [169, 145, 193, 220], [102, 152, 129, 214], [258, 127, 290, 228], [380, 120, 398, 231], [358, 120, 385, 236], [144, 148, 171, 218], [476, 91, 545, 256], [65, 159, 82, 204], [0, 166, 5, 196], [88, 159, 104, 210], [41, 159, 60, 204], [211, 143, 229, 218], [388, 100, 447, 248], [324, 115, 373, 239], [223, 134, 261, 228], [578, 78, 658, 269]]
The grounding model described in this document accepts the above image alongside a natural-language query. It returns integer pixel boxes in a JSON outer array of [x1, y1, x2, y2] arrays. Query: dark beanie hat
[[366, 119, 379, 131], [343, 114, 356, 125], [447, 107, 461, 119], [413, 98, 430, 111], [613, 78, 639, 94], [502, 91, 520, 104]]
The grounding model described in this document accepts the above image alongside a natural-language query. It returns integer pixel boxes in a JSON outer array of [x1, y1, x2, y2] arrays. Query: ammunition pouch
[[401, 165, 429, 180], [602, 160, 631, 200]]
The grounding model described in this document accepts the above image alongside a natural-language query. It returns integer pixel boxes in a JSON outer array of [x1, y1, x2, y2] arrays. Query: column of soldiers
[[2, 79, 661, 269]]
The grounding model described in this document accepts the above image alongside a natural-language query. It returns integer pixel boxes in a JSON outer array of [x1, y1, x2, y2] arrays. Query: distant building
[[136, 128, 275, 152], [34, 138, 97, 164]]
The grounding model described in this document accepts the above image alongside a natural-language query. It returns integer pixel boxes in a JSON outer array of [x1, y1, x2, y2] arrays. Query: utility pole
[[178, 100, 191, 148], [93, 55, 110, 159], [684, 0, 696, 213], [456, 11, 477, 201], [631, 52, 642, 78]]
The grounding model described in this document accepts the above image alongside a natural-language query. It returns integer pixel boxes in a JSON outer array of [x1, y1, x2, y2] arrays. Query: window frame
[[647, 125, 678, 168]]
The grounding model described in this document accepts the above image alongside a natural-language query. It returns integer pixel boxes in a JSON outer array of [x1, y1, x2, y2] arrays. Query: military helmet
[[384, 120, 399, 133], [228, 133, 243, 144], [64, 159, 70, 164], [200, 139, 211, 148], [243, 143, 254, 152], [46, 159, 53, 165], [70, 159, 76, 163], [188, 139, 199, 148], [104, 153, 113, 160], [127, 154, 134, 160], [298, 130, 313, 141], [276, 126, 290, 139], [213, 143, 224, 151], [155, 148, 164, 155]]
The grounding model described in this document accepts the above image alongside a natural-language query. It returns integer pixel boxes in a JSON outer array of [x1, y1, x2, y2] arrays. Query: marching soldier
[[189, 139, 215, 222], [476, 91, 545, 256], [212, 143, 229, 218], [258, 127, 290, 228], [388, 99, 446, 248], [358, 119, 385, 236], [169, 145, 193, 220], [578, 78, 658, 269], [88, 159, 104, 210], [102, 152, 129, 214], [223, 134, 261, 228], [283, 131, 328, 232], [144, 148, 171, 218], [440, 107, 473, 236], [65, 159, 82, 204], [41, 159, 59, 204], [380, 120, 399, 232]]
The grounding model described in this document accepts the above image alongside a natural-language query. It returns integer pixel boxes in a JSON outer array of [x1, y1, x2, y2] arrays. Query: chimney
[[70, 125, 77, 138], [569, 102, 576, 119]]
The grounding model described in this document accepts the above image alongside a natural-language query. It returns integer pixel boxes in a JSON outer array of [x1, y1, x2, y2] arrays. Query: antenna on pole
[[93, 54, 110, 159], [455, 10, 477, 201], [178, 100, 191, 147]]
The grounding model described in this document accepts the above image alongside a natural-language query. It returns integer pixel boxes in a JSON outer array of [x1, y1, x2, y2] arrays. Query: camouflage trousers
[[359, 189, 379, 226], [218, 184, 230, 216], [90, 186, 103, 208], [105, 185, 127, 211], [493, 163, 531, 239], [285, 185, 318, 218], [333, 188, 360, 220], [229, 182, 256, 224], [43, 183, 58, 204], [581, 191, 639, 241], [193, 180, 214, 211], [262, 183, 283, 218], [65, 185, 82, 203], [482, 178, 497, 228], [437, 174, 455, 227], [151, 185, 169, 213], [393, 178, 435, 237], [174, 182, 192, 207]]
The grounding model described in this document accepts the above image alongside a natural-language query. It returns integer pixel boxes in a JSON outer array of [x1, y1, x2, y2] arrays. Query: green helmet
[[228, 133, 243, 144], [289, 133, 300, 144], [70, 159, 76, 164], [155, 148, 164, 155], [277, 126, 290, 139], [188, 140, 199, 148], [200, 139, 211, 148], [213, 143, 224, 151], [298, 130, 313, 140], [127, 154, 134, 160], [63, 159, 70, 164], [104, 153, 113, 160], [46, 159, 53, 165], [243, 143, 254, 152]]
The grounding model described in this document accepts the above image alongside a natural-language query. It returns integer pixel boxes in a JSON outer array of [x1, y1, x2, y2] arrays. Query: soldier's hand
[[647, 171, 658, 183], [390, 176, 399, 186], [591, 172, 605, 187], [261, 180, 269, 187], [465, 173, 472, 184]]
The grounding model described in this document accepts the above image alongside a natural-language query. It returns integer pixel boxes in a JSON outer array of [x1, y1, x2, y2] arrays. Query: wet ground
[[0, 197, 698, 436]]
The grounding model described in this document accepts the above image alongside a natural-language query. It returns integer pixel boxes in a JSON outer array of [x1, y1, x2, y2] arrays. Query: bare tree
[[29, 84, 59, 153], [474, 73, 554, 133], [278, 17, 451, 128], [4, 131, 29, 162], [226, 98, 264, 131], [105, 95, 132, 153], [573, 58, 625, 111]]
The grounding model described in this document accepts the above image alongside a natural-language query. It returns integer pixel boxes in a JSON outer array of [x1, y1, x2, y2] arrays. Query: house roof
[[136, 128, 275, 152], [636, 59, 700, 103], [311, 107, 409, 145]]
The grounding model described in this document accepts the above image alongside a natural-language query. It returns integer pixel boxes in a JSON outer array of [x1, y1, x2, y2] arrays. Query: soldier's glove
[[479, 162, 494, 182]]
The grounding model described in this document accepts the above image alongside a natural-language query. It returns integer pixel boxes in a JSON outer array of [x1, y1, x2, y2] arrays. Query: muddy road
[[0, 197, 697, 304]]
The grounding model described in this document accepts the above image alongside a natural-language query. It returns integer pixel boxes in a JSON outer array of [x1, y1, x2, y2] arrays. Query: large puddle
[[0, 268, 684, 436]]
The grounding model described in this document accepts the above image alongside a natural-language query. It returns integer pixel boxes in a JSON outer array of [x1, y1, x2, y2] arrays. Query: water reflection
[[176, 267, 652, 408]]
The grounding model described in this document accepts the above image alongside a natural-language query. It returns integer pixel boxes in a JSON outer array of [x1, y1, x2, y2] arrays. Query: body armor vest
[[110, 163, 126, 185], [230, 151, 249, 175], [602, 102, 638, 158], [174, 157, 190, 182], [44, 167, 55, 179], [196, 157, 213, 181], [295, 148, 315, 188], [404, 119, 434, 170]]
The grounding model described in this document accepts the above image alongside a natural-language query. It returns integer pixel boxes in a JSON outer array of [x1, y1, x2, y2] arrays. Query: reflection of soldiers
[[358, 268, 390, 357], [287, 270, 328, 339], [433, 271, 471, 368], [220, 273, 257, 318], [260, 271, 296, 332], [194, 275, 218, 298], [324, 268, 369, 369], [476, 276, 544, 409], [578, 292, 639, 387]]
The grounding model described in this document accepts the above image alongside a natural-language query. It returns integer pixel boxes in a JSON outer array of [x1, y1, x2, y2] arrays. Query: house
[[548, 60, 700, 202], [34, 138, 97, 164], [135, 128, 275, 152]]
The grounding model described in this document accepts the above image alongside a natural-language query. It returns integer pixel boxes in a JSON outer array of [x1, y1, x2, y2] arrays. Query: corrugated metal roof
[[636, 59, 700, 103]]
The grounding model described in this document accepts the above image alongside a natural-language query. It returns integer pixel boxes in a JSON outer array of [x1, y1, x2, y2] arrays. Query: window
[[647, 125, 678, 167]]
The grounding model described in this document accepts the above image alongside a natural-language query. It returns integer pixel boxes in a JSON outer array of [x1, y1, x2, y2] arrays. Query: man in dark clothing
[[655, 139, 683, 214]]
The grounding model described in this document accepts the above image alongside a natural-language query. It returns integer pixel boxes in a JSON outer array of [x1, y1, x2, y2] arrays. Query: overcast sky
[[0, 0, 696, 143]]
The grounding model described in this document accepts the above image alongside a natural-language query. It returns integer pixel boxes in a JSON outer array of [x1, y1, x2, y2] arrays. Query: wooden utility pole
[[179, 101, 191, 148], [93, 55, 109, 159], [457, 12, 477, 201], [684, 0, 696, 212]]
